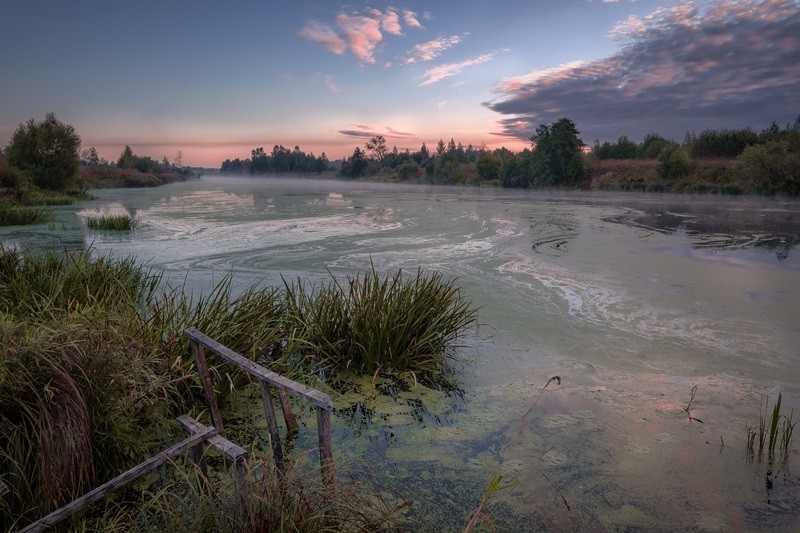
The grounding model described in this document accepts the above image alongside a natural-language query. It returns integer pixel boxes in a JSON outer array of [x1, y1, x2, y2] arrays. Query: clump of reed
[[284, 265, 477, 377], [85, 214, 136, 231], [747, 392, 796, 460], [0, 201, 54, 226]]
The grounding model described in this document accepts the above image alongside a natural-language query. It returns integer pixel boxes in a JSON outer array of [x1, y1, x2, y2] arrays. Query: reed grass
[[284, 265, 477, 377], [14, 190, 76, 206], [85, 214, 136, 231], [0, 202, 54, 225], [746, 392, 796, 460], [58, 454, 416, 532]]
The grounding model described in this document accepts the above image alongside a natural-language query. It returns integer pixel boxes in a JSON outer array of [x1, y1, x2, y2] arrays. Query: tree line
[[331, 115, 800, 195], [220, 145, 330, 174]]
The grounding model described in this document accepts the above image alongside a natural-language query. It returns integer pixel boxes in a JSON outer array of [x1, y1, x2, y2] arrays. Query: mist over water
[[4, 175, 799, 529]]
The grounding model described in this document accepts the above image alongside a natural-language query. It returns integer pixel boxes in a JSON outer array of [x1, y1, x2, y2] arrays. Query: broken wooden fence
[[19, 415, 244, 533], [184, 327, 335, 485]]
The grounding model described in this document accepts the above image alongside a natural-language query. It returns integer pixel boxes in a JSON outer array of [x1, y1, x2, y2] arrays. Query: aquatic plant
[[85, 214, 136, 230], [0, 201, 54, 226], [463, 473, 515, 533], [746, 392, 796, 459], [283, 265, 477, 377]]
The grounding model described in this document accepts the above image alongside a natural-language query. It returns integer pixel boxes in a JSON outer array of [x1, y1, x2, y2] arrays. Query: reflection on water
[[2, 176, 798, 530]]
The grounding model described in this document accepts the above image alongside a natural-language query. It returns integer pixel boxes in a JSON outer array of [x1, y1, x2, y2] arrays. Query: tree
[[476, 152, 503, 182], [365, 135, 388, 163], [118, 145, 135, 169], [342, 147, 368, 178], [175, 150, 183, 168], [530, 117, 585, 186], [5, 113, 81, 190], [655, 144, 691, 182]]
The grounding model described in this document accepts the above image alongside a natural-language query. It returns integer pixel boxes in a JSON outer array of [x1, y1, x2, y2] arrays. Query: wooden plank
[[190, 338, 226, 434], [259, 380, 285, 475], [21, 426, 217, 533], [316, 407, 335, 486], [176, 415, 248, 463], [185, 328, 333, 410]]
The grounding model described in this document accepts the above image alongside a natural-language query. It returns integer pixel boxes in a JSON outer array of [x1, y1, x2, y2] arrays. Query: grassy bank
[[0, 246, 475, 530], [79, 166, 197, 188]]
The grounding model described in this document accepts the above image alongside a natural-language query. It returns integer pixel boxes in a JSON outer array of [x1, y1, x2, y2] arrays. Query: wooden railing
[[20, 416, 231, 533], [184, 327, 335, 485]]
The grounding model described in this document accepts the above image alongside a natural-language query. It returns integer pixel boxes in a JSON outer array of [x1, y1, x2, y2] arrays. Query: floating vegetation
[[747, 392, 796, 460], [85, 214, 136, 231]]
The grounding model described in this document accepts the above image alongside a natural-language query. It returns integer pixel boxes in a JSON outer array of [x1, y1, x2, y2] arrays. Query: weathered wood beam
[[21, 426, 216, 533], [184, 327, 333, 410]]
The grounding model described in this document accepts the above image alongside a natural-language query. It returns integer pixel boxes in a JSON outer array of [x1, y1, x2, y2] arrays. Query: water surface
[[4, 176, 799, 530]]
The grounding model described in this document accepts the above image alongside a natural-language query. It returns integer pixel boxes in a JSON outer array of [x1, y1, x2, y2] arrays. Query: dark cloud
[[485, 0, 800, 143], [338, 130, 375, 138], [338, 125, 415, 139]]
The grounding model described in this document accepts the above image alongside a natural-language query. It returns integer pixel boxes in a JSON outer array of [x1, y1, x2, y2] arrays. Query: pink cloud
[[409, 35, 463, 62], [298, 20, 346, 55], [419, 53, 496, 86], [403, 10, 424, 29]]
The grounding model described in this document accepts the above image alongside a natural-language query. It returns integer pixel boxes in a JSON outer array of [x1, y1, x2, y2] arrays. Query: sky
[[1, 0, 798, 168]]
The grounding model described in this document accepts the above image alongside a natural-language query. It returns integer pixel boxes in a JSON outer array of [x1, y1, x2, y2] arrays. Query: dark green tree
[[118, 145, 135, 169], [6, 113, 81, 190], [530, 117, 585, 186], [342, 147, 368, 178], [476, 152, 503, 182]]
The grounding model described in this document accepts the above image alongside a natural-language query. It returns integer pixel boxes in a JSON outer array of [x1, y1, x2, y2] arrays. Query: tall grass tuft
[[747, 392, 796, 461], [0, 202, 54, 226], [85, 214, 136, 231], [284, 265, 477, 377]]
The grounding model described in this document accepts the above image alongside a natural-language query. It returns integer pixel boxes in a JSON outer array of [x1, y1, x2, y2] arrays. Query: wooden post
[[259, 380, 285, 475], [278, 390, 299, 433], [317, 406, 334, 485], [190, 338, 225, 435], [184, 328, 335, 484], [21, 426, 216, 533]]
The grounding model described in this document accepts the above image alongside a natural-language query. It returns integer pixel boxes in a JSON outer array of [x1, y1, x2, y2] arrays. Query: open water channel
[[3, 175, 799, 530]]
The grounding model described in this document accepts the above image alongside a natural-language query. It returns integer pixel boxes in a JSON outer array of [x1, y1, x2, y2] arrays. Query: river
[[3, 175, 799, 530]]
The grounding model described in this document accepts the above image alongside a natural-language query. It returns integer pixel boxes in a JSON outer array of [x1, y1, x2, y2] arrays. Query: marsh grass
[[85, 214, 136, 231], [747, 392, 796, 460], [0, 201, 54, 225], [284, 265, 477, 377], [15, 190, 77, 206], [63, 454, 416, 533], [1, 249, 477, 530]]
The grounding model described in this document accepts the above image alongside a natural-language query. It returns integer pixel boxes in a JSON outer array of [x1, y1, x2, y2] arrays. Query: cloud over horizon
[[338, 124, 415, 139], [486, 0, 800, 142]]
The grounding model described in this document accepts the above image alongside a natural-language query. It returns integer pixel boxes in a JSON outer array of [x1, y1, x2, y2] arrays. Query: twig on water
[[684, 384, 704, 424], [521, 375, 561, 424]]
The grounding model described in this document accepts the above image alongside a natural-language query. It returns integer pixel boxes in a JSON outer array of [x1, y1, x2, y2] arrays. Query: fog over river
[[4, 175, 799, 530]]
